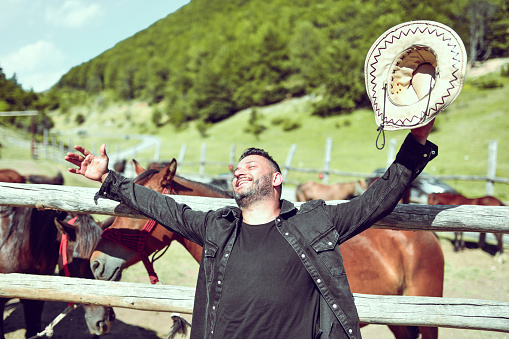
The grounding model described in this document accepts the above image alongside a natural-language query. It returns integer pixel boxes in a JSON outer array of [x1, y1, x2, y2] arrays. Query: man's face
[[232, 155, 274, 208]]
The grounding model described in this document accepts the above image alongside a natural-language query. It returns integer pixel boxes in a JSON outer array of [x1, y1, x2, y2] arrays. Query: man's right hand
[[65, 144, 110, 183]]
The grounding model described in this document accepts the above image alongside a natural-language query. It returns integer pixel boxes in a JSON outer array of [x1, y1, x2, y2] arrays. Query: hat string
[[375, 83, 388, 150]]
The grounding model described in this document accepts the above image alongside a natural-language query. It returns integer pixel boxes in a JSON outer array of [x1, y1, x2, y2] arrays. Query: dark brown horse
[[26, 172, 64, 185], [428, 192, 505, 259], [0, 169, 25, 183], [90, 160, 443, 339], [0, 207, 114, 338], [295, 180, 368, 202]]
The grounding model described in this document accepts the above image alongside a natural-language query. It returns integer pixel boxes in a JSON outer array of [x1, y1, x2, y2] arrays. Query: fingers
[[99, 144, 108, 158], [73, 145, 91, 157], [65, 152, 84, 166]]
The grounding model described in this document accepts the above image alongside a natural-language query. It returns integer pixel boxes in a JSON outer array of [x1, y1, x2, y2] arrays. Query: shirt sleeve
[[325, 132, 437, 243], [95, 171, 208, 246]]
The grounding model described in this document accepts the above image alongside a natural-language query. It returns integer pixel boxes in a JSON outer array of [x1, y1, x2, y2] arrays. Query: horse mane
[[133, 169, 160, 184], [175, 175, 233, 198], [74, 214, 102, 258], [0, 206, 27, 251], [133, 168, 233, 198]]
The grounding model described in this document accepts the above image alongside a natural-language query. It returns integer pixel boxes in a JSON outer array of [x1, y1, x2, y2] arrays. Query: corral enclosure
[[0, 183, 507, 339]]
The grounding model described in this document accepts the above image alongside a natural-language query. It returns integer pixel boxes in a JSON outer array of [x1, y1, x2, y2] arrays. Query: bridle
[[59, 216, 78, 278], [100, 184, 175, 284]]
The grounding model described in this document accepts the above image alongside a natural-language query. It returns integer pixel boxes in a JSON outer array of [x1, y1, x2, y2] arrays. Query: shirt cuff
[[94, 171, 123, 203], [394, 133, 438, 175]]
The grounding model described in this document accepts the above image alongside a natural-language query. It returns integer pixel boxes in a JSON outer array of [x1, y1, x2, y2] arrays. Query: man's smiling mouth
[[236, 178, 251, 188]]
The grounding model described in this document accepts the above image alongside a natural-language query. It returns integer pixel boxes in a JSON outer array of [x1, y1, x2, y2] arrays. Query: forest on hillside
[[0, 67, 54, 134], [2, 0, 509, 135]]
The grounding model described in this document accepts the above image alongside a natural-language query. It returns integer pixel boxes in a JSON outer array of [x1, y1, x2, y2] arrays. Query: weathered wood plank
[[0, 274, 507, 332], [0, 273, 195, 314], [354, 294, 509, 332], [0, 183, 508, 233]]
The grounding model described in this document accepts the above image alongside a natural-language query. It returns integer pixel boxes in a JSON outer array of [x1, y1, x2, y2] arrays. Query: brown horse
[[90, 160, 443, 339], [26, 172, 64, 185], [0, 169, 25, 183], [296, 180, 368, 202], [428, 192, 505, 258], [90, 159, 226, 282]]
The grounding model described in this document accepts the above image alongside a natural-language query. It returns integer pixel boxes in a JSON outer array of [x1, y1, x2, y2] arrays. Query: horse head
[[55, 215, 115, 335], [90, 159, 192, 284]]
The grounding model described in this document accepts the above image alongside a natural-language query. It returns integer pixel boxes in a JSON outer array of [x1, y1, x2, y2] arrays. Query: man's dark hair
[[239, 147, 281, 173]]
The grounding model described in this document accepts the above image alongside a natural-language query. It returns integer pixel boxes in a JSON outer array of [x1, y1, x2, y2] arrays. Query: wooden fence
[[34, 137, 508, 193], [0, 182, 508, 333]]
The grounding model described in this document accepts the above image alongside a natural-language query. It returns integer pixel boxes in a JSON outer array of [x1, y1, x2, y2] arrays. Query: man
[[65, 121, 436, 338]]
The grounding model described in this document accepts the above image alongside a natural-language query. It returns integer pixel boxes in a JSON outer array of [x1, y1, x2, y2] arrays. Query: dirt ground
[[3, 234, 507, 339]]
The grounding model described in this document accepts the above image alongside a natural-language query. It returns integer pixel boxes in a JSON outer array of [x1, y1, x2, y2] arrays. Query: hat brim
[[365, 21, 467, 131]]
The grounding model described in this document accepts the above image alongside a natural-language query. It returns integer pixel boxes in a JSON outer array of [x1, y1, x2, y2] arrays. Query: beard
[[234, 173, 273, 209]]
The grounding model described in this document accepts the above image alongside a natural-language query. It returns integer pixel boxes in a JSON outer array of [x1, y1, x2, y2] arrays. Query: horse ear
[[161, 159, 177, 187], [169, 159, 177, 177], [132, 159, 146, 175], [54, 218, 77, 241]]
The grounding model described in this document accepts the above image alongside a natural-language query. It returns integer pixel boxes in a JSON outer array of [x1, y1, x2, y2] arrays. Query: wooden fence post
[[177, 144, 187, 165], [282, 144, 297, 182], [59, 140, 65, 165], [52, 137, 57, 163], [486, 140, 497, 196], [200, 143, 207, 177], [44, 129, 49, 160], [322, 138, 332, 184], [153, 138, 161, 161]]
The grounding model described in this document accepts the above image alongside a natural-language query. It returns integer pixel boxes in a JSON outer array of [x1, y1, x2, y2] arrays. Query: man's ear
[[273, 172, 283, 187]]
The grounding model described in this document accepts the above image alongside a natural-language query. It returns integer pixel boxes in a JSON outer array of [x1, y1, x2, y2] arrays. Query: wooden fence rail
[[0, 274, 507, 333], [0, 183, 508, 234]]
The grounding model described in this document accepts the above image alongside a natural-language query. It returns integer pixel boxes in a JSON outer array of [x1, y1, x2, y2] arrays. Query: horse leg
[[453, 232, 463, 252], [20, 299, 44, 339], [0, 298, 7, 339], [494, 233, 506, 263], [387, 325, 419, 339], [478, 232, 487, 250], [418, 326, 438, 339]]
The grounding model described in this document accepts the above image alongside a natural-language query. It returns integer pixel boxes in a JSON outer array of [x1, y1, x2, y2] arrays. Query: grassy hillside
[[2, 59, 508, 202], [32, 59, 509, 202]]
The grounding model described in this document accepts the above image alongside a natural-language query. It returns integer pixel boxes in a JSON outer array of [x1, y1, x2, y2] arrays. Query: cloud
[[1, 40, 68, 91], [45, 0, 102, 28]]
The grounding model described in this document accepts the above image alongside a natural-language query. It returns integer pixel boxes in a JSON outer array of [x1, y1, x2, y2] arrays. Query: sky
[[0, 0, 191, 93]]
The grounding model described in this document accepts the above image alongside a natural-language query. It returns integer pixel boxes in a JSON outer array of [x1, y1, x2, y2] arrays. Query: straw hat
[[365, 20, 467, 131]]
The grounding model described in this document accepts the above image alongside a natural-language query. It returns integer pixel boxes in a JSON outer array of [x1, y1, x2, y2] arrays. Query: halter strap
[[101, 186, 171, 284], [59, 216, 77, 278]]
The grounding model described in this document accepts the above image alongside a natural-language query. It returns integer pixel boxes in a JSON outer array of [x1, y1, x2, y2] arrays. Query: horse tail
[[166, 314, 191, 339]]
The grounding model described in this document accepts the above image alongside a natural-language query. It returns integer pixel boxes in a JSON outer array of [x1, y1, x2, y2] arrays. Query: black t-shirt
[[214, 220, 320, 338]]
